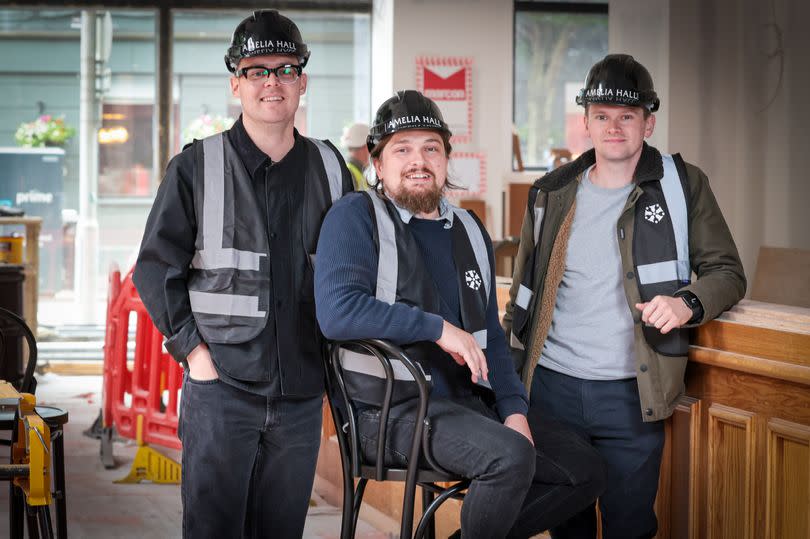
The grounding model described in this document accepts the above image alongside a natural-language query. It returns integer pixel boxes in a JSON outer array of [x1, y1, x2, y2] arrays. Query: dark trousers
[[531, 366, 666, 539], [178, 376, 323, 539], [358, 396, 606, 539]]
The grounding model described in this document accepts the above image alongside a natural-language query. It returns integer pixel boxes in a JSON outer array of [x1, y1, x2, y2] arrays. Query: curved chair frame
[[325, 339, 469, 539]]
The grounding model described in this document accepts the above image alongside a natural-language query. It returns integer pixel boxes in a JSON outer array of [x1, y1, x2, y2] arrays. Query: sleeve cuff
[[495, 395, 529, 422], [164, 322, 203, 365], [423, 312, 445, 342]]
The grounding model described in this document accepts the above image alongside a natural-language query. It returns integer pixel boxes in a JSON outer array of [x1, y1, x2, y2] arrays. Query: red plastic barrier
[[102, 265, 183, 450]]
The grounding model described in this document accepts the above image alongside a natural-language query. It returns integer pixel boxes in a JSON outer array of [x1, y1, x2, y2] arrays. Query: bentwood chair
[[325, 339, 469, 539]]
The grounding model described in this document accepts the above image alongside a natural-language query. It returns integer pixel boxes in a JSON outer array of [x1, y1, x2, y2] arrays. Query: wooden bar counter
[[315, 298, 810, 538], [656, 300, 810, 539]]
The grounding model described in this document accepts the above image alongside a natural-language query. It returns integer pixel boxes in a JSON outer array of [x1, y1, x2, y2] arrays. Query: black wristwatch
[[674, 290, 704, 324]]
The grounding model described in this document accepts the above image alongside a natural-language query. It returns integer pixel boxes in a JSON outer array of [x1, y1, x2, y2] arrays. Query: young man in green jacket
[[503, 54, 746, 538]]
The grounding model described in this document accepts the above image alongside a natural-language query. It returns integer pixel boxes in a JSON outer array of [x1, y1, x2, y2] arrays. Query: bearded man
[[314, 90, 606, 538]]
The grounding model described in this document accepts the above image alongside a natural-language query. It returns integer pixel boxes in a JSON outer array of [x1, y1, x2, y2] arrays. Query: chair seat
[[0, 405, 69, 430], [359, 464, 460, 483]]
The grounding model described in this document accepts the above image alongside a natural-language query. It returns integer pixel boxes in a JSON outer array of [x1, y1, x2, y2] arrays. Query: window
[[0, 6, 370, 298], [98, 10, 157, 198], [172, 11, 371, 154], [513, 1, 608, 169]]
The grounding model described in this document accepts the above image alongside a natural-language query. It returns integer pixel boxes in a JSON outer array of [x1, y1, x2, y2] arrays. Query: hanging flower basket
[[14, 115, 76, 148], [182, 114, 235, 144]]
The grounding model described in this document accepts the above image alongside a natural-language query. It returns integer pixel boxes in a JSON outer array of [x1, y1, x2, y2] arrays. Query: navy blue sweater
[[314, 193, 528, 420]]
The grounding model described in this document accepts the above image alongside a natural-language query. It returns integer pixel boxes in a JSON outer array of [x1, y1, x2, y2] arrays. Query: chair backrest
[[0, 306, 38, 394], [325, 339, 433, 482]]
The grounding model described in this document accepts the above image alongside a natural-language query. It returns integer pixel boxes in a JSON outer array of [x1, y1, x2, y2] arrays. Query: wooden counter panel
[[706, 404, 756, 539], [696, 320, 810, 367], [656, 397, 701, 539], [765, 419, 810, 539], [686, 363, 810, 426]]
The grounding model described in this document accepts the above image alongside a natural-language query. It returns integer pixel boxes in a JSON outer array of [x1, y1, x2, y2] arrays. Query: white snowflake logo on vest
[[644, 203, 665, 224], [465, 270, 482, 291]]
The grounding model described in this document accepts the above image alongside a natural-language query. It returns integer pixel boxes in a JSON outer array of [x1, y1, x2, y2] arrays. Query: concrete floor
[[0, 373, 393, 539]]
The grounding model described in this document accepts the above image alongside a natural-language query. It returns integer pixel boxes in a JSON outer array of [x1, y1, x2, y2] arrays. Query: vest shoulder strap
[[450, 205, 491, 303], [365, 191, 398, 305], [307, 137, 344, 203], [670, 152, 691, 217]]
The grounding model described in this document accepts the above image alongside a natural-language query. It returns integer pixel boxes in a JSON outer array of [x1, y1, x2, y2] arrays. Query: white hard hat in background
[[341, 122, 370, 148]]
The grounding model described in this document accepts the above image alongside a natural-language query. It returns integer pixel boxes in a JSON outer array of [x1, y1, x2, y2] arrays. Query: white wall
[[371, 0, 514, 236], [670, 0, 809, 283], [608, 0, 670, 152]]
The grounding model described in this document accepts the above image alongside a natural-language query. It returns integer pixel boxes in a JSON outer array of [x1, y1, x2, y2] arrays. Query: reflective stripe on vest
[[310, 138, 343, 204], [511, 195, 545, 342], [339, 348, 431, 382], [636, 155, 690, 285], [452, 207, 492, 302], [515, 284, 533, 310], [191, 135, 265, 272], [533, 206, 545, 244], [368, 193, 398, 305], [188, 134, 266, 318]]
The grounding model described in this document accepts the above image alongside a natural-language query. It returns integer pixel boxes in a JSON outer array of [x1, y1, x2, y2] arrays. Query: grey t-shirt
[[539, 167, 637, 380]]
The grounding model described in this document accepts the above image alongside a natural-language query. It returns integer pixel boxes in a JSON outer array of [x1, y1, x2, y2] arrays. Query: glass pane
[[172, 10, 371, 154], [98, 10, 156, 198], [514, 9, 608, 169], [0, 9, 81, 295]]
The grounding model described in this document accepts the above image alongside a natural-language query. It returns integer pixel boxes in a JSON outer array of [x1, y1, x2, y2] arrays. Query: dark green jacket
[[503, 143, 746, 421]]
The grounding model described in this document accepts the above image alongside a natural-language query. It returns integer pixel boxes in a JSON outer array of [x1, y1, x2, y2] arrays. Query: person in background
[[341, 122, 371, 190]]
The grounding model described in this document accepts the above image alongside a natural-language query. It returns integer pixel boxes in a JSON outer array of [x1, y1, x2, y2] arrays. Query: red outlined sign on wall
[[416, 56, 473, 144], [447, 152, 487, 197]]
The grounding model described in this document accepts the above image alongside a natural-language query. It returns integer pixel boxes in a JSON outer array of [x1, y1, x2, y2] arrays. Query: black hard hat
[[576, 54, 660, 112], [367, 90, 451, 151], [225, 10, 310, 74]]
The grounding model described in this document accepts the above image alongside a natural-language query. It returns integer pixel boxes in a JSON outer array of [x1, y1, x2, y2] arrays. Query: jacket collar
[[536, 142, 663, 192]]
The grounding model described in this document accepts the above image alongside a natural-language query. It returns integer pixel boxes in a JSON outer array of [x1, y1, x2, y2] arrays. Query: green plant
[[14, 115, 76, 147]]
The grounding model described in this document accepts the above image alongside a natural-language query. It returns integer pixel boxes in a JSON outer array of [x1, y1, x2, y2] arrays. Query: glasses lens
[[277, 65, 299, 84], [245, 67, 269, 81]]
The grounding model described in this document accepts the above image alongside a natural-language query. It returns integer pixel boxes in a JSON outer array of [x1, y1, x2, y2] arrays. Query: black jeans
[[531, 366, 666, 539], [358, 396, 606, 539], [178, 375, 322, 539]]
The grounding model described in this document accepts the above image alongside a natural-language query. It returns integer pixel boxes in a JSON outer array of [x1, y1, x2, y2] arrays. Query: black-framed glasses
[[237, 64, 303, 84]]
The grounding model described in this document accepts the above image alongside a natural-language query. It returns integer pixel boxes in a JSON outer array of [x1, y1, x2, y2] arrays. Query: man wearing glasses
[[133, 10, 352, 538]]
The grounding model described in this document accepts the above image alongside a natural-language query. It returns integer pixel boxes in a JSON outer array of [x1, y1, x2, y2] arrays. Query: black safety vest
[[340, 190, 492, 406], [186, 132, 344, 344], [512, 153, 691, 356]]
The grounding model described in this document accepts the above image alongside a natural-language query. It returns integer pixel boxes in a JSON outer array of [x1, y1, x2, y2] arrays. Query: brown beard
[[392, 185, 443, 216], [388, 169, 443, 215]]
